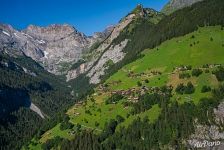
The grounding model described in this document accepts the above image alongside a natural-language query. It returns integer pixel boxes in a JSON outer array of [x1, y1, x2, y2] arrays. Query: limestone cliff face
[[0, 24, 108, 74], [87, 39, 128, 84], [1, 5, 162, 84], [65, 12, 137, 82], [23, 24, 90, 74], [66, 6, 163, 84], [0, 24, 45, 60], [89, 25, 115, 46], [162, 0, 204, 14], [66, 63, 87, 81]]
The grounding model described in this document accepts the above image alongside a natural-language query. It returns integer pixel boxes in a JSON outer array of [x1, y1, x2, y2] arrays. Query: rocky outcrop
[[214, 102, 224, 123], [87, 39, 128, 84], [0, 24, 44, 59], [162, 0, 204, 14], [187, 102, 224, 149], [89, 25, 115, 46], [23, 24, 91, 74], [66, 6, 162, 83], [1, 4, 161, 83], [188, 125, 224, 149], [66, 63, 88, 81], [66, 12, 136, 82]]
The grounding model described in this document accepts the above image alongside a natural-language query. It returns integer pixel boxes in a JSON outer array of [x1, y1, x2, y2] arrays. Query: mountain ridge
[[1, 0, 224, 149], [162, 0, 204, 14], [0, 23, 114, 74], [66, 6, 163, 83]]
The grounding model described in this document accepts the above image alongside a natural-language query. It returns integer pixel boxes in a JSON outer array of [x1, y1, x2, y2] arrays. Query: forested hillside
[[26, 0, 224, 149], [102, 0, 224, 82], [32, 25, 224, 150], [0, 52, 92, 149]]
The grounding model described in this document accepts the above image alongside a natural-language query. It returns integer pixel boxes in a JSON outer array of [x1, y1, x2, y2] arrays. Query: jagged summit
[[132, 4, 144, 15], [0, 3, 163, 78], [120, 4, 163, 24], [23, 24, 81, 41], [0, 23, 14, 32], [91, 25, 115, 41], [26, 23, 75, 30], [131, 4, 156, 18], [0, 23, 110, 74]]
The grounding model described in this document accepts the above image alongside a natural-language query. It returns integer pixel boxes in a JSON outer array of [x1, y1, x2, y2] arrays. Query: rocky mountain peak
[[0, 24, 14, 32], [124, 5, 163, 24], [132, 4, 143, 13], [0, 4, 161, 79], [26, 24, 76, 32], [0, 22, 113, 75], [92, 25, 115, 40], [131, 4, 147, 17], [23, 24, 81, 42], [66, 5, 164, 83], [130, 4, 158, 16]]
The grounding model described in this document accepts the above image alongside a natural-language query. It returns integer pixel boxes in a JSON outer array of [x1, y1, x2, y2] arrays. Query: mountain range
[[1, 0, 224, 149], [0, 0, 204, 83], [0, 23, 113, 74], [0, 4, 163, 84]]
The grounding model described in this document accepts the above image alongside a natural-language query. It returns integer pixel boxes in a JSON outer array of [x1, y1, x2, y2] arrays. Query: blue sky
[[0, 0, 168, 35]]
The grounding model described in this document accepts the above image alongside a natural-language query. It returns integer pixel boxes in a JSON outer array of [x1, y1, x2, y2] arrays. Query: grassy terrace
[[28, 26, 224, 149]]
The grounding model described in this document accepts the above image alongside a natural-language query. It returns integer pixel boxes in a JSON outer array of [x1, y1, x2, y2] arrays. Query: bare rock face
[[188, 125, 224, 149], [0, 24, 106, 74], [162, 0, 204, 14], [66, 6, 162, 84], [66, 12, 137, 82], [1, 5, 161, 83], [84, 7, 162, 84], [89, 25, 115, 45], [87, 39, 128, 84], [24, 24, 78, 41], [187, 102, 224, 149], [66, 63, 88, 81], [0, 24, 44, 59], [214, 102, 224, 123], [23, 24, 90, 74]]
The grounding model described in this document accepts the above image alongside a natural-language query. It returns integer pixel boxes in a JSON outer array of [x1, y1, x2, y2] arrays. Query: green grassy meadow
[[28, 26, 224, 149], [107, 26, 224, 90]]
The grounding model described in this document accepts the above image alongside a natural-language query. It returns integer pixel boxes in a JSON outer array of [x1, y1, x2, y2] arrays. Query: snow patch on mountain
[[2, 31, 10, 36], [22, 67, 37, 77], [43, 51, 49, 59], [14, 33, 20, 38], [30, 102, 45, 119], [37, 39, 45, 44]]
